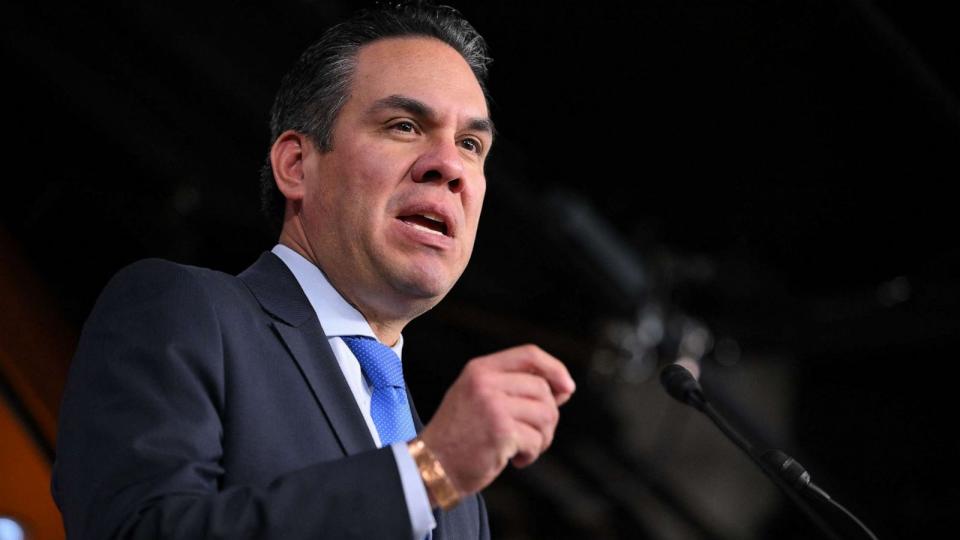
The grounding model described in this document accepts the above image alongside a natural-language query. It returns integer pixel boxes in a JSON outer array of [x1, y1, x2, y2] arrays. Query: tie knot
[[342, 336, 405, 389]]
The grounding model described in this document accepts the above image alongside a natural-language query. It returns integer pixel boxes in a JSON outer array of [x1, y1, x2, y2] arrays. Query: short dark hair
[[259, 1, 492, 233]]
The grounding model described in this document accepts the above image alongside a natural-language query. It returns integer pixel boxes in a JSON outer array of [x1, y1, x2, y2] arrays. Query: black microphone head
[[660, 363, 706, 410]]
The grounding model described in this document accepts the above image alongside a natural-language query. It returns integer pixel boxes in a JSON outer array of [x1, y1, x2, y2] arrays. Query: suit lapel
[[241, 252, 476, 538], [239, 252, 376, 456]]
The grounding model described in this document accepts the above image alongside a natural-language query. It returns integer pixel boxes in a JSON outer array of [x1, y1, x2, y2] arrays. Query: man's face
[[297, 37, 491, 321]]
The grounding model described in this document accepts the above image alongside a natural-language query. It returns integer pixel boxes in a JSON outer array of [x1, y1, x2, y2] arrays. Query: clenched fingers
[[472, 345, 576, 404], [504, 395, 559, 452]]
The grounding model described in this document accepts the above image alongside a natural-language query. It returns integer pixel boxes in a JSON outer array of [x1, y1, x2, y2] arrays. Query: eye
[[459, 137, 483, 155], [390, 120, 418, 134]]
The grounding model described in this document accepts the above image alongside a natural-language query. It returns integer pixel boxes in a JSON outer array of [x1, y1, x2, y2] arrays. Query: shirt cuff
[[391, 442, 437, 539]]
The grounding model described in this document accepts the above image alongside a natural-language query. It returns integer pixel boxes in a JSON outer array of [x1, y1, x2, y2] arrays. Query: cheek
[[458, 190, 485, 258], [320, 153, 383, 206], [344, 148, 413, 203], [465, 182, 486, 224], [349, 137, 411, 174]]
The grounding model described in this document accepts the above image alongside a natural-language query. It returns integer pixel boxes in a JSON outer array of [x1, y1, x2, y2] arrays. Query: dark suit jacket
[[53, 252, 489, 539]]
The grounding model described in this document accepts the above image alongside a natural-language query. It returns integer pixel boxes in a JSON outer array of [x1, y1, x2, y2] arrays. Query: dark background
[[3, 1, 959, 538]]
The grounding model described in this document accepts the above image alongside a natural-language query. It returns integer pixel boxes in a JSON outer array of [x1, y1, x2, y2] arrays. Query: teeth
[[421, 213, 444, 223], [409, 222, 445, 236]]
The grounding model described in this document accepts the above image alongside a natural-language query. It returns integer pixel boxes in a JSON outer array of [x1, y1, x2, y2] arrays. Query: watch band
[[407, 437, 461, 510]]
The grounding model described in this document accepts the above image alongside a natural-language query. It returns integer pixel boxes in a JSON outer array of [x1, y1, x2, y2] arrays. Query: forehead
[[349, 36, 489, 119]]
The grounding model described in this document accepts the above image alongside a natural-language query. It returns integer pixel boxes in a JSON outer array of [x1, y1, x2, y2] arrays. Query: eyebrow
[[369, 94, 495, 137]]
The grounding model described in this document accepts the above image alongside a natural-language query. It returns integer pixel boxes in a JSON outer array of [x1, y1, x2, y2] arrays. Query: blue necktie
[[342, 336, 417, 447], [344, 337, 434, 540]]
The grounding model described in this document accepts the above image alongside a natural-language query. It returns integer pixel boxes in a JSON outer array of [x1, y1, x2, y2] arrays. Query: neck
[[368, 321, 403, 347], [277, 233, 408, 346]]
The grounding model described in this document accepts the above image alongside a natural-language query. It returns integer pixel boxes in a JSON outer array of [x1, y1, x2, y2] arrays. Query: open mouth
[[397, 213, 449, 237]]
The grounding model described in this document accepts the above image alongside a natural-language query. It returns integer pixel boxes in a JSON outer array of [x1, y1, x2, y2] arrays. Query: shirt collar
[[271, 244, 404, 356]]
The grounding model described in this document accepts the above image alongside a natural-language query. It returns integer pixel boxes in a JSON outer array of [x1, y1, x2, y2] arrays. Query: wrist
[[407, 437, 461, 510]]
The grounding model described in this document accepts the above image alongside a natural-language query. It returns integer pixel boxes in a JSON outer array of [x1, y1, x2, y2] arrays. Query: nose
[[411, 138, 465, 193]]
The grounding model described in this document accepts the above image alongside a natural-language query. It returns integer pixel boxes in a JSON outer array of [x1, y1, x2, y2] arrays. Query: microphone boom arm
[[660, 364, 878, 540]]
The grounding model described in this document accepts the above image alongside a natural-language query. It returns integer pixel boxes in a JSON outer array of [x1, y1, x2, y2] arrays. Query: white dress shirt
[[272, 244, 435, 539]]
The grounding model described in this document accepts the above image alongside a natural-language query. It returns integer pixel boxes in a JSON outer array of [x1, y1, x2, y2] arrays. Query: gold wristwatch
[[407, 437, 461, 510]]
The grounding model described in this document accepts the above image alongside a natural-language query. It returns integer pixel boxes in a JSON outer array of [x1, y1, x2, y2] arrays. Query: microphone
[[660, 363, 878, 540], [660, 364, 817, 491], [659, 363, 706, 411], [761, 449, 812, 490]]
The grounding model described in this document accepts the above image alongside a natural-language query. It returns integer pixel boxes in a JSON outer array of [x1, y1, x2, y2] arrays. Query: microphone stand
[[661, 364, 878, 539]]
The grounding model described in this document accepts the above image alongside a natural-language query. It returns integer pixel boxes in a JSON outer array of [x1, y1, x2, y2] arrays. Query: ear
[[270, 130, 309, 203]]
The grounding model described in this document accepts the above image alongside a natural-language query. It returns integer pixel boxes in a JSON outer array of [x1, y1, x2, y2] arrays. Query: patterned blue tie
[[342, 336, 417, 447]]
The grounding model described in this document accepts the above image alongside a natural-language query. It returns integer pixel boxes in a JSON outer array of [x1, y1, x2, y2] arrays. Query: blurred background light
[[0, 517, 25, 540]]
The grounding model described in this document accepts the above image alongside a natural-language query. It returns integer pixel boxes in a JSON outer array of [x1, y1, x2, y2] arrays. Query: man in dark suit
[[53, 3, 575, 539]]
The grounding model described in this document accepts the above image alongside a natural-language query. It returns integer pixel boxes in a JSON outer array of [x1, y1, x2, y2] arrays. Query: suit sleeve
[[477, 489, 491, 540], [52, 260, 411, 539]]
